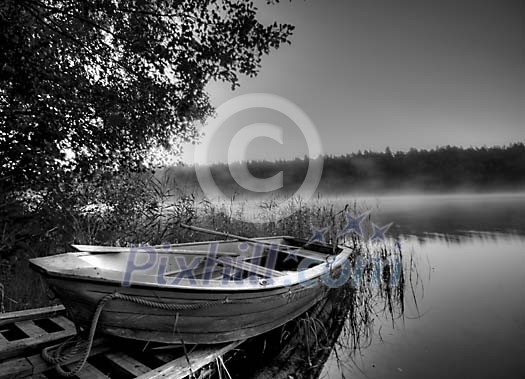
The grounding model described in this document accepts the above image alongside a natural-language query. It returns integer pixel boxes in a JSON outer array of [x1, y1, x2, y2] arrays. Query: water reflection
[[321, 217, 525, 378], [408, 230, 525, 246], [327, 192, 525, 240]]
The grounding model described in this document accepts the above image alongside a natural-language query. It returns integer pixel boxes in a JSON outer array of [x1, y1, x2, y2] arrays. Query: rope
[[42, 293, 229, 377], [112, 293, 230, 311]]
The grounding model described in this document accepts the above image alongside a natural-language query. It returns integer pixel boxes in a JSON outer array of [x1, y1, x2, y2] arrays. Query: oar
[[71, 244, 240, 256], [180, 224, 334, 261], [179, 223, 334, 259], [180, 224, 294, 251]]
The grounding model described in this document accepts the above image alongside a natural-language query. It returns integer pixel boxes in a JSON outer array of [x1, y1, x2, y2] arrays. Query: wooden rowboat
[[29, 229, 351, 345]]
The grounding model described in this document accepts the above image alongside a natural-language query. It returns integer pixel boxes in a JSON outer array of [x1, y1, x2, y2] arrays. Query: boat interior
[[74, 237, 343, 282]]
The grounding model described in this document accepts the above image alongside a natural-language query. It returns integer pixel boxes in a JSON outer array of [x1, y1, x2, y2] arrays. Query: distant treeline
[[163, 143, 525, 195]]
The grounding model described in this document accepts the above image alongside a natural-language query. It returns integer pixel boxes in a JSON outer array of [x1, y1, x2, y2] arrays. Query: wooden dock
[[0, 305, 242, 379]]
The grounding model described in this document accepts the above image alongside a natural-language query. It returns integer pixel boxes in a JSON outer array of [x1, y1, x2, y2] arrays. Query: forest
[[164, 143, 525, 195]]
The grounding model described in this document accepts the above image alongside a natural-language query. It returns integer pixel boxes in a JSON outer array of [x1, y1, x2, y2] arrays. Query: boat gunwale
[[29, 246, 351, 292]]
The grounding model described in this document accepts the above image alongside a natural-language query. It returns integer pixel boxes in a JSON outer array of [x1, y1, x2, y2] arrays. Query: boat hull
[[46, 276, 329, 344]]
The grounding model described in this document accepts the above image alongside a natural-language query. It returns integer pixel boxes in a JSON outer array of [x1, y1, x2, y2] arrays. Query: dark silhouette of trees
[[165, 143, 525, 195]]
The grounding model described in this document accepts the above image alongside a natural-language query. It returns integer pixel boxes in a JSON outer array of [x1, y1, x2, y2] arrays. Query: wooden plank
[[147, 255, 285, 279], [0, 323, 77, 361], [240, 249, 327, 263], [0, 305, 65, 327], [26, 338, 110, 376], [215, 257, 285, 278], [282, 236, 342, 254], [49, 315, 76, 331], [104, 351, 151, 376], [72, 362, 109, 379], [14, 321, 46, 338], [0, 357, 33, 379], [136, 340, 244, 379], [152, 352, 176, 364], [281, 249, 328, 262], [163, 252, 257, 277]]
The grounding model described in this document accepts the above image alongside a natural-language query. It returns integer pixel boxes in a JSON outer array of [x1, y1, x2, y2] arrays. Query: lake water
[[320, 192, 525, 379], [13, 191, 524, 378]]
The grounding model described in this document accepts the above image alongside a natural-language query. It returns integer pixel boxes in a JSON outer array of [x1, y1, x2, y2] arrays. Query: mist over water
[[324, 191, 525, 238]]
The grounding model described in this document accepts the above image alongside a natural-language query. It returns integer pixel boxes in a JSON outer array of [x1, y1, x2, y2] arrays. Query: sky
[[184, 0, 525, 164]]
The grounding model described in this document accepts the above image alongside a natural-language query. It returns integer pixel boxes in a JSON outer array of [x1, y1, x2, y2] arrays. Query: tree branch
[[20, 1, 140, 81]]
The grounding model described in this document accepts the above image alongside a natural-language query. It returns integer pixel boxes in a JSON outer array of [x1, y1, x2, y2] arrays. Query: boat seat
[[163, 263, 223, 278], [279, 248, 328, 262], [208, 257, 285, 278], [282, 237, 342, 254]]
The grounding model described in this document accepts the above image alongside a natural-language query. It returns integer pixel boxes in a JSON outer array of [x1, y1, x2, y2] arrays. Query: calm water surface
[[321, 192, 525, 379]]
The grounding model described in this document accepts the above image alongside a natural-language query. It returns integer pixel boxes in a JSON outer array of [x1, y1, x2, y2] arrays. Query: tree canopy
[[0, 0, 294, 191]]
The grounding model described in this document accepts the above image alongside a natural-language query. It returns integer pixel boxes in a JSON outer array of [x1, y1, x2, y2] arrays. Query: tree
[[0, 0, 294, 191]]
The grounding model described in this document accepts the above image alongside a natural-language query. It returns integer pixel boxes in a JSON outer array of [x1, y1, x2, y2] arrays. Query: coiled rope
[[41, 293, 230, 377]]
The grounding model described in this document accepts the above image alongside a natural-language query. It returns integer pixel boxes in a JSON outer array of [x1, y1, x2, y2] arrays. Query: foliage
[[43, 172, 197, 246], [0, 171, 195, 256], [0, 0, 294, 191]]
